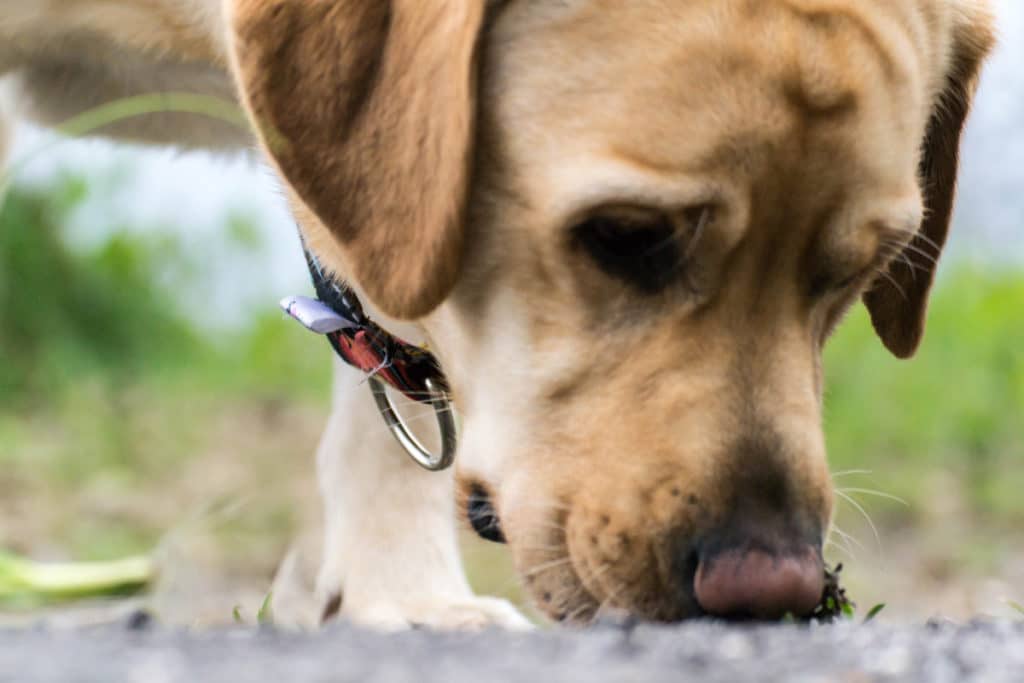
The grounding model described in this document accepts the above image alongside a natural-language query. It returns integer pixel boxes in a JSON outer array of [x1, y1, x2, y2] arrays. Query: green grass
[[0, 176, 329, 408], [863, 603, 886, 623], [0, 176, 198, 401], [824, 268, 1024, 523], [1, 178, 329, 567], [0, 551, 152, 609], [229, 592, 274, 626]]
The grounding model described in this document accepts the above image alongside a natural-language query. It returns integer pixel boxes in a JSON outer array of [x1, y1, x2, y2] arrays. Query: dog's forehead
[[483, 0, 926, 240]]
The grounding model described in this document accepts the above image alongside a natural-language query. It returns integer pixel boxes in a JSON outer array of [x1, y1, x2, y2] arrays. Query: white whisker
[[886, 226, 943, 253], [578, 561, 612, 589], [834, 489, 882, 551], [518, 522, 568, 536], [504, 500, 573, 514], [831, 469, 873, 479], [871, 267, 908, 301], [512, 544, 569, 554], [898, 241, 940, 265], [564, 602, 597, 624], [838, 487, 909, 507], [521, 556, 573, 579], [827, 524, 865, 561], [824, 538, 856, 561]]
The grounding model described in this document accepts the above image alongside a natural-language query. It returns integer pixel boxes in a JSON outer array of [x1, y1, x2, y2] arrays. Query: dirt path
[[2, 618, 1022, 682]]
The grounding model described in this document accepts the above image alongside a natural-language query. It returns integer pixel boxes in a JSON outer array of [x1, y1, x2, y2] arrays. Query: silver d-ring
[[368, 376, 457, 471]]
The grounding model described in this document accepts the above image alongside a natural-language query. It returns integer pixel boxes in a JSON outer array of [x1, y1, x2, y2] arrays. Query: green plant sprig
[[0, 551, 154, 608]]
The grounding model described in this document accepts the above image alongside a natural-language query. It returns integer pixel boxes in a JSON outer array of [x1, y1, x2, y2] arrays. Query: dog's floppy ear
[[863, 7, 995, 358], [227, 0, 486, 319]]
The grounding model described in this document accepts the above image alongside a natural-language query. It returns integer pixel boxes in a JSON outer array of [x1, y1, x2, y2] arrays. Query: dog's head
[[227, 0, 993, 622]]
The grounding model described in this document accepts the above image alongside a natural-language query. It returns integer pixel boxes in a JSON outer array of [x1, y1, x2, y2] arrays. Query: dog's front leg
[[314, 357, 528, 631]]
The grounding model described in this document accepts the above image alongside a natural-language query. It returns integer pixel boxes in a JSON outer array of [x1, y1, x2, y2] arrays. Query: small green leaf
[[232, 605, 244, 624], [863, 603, 885, 622], [841, 601, 856, 619], [1008, 600, 1024, 617], [257, 591, 273, 625]]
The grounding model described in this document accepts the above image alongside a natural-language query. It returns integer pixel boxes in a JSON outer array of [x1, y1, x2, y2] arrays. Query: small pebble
[[124, 609, 153, 631]]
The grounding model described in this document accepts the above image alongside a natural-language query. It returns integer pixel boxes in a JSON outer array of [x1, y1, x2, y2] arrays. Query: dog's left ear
[[863, 6, 995, 358], [226, 0, 487, 319]]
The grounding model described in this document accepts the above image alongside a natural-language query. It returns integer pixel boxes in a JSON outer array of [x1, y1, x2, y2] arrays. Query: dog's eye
[[834, 273, 862, 290], [467, 485, 506, 544], [571, 206, 710, 293], [809, 269, 865, 298]]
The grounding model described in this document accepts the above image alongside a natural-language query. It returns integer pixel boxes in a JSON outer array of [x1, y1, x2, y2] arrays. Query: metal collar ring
[[368, 375, 457, 471]]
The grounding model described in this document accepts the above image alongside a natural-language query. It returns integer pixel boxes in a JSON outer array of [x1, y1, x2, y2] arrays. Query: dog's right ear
[[226, 0, 486, 319], [862, 4, 994, 358]]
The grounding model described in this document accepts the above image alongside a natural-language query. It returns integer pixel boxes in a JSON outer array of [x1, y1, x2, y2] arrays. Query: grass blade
[[0, 551, 154, 607], [257, 591, 273, 625], [0, 92, 249, 205], [863, 603, 886, 623]]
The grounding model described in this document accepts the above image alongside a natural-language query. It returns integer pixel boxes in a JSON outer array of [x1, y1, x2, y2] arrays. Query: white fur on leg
[[315, 357, 529, 631]]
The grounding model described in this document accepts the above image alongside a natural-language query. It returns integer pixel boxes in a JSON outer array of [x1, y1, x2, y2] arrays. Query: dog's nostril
[[467, 484, 505, 543]]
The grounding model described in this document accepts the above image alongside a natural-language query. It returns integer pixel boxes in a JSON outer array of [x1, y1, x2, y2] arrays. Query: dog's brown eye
[[571, 206, 710, 293], [467, 485, 505, 544]]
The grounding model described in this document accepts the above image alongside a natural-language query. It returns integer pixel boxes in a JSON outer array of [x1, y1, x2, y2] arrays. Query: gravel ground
[[2, 617, 1023, 682]]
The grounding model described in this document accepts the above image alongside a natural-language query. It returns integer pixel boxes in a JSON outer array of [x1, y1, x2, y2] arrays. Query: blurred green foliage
[[825, 268, 1024, 523], [0, 177, 198, 399], [0, 174, 1021, 566], [0, 176, 330, 408], [0, 178, 329, 561]]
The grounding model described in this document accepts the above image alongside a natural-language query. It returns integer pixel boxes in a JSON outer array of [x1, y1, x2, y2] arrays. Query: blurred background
[[1, 2, 1021, 626]]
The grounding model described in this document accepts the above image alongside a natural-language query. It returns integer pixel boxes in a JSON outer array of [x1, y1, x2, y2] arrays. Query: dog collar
[[280, 250, 457, 471]]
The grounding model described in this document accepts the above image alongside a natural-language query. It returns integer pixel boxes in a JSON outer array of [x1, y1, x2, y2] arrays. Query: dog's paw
[[339, 595, 532, 632]]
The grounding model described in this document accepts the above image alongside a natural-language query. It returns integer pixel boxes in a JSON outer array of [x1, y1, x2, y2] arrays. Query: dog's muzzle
[[280, 249, 457, 471]]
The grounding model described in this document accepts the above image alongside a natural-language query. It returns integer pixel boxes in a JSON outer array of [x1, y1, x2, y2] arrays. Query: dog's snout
[[688, 444, 827, 619], [693, 544, 823, 619]]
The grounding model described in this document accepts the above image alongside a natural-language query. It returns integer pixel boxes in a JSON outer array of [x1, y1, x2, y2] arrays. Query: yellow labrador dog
[[0, 0, 994, 628]]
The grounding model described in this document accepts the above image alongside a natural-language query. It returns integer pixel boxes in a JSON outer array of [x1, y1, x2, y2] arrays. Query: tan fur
[[227, 0, 486, 318], [1, 0, 994, 625], [427, 0, 994, 621]]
